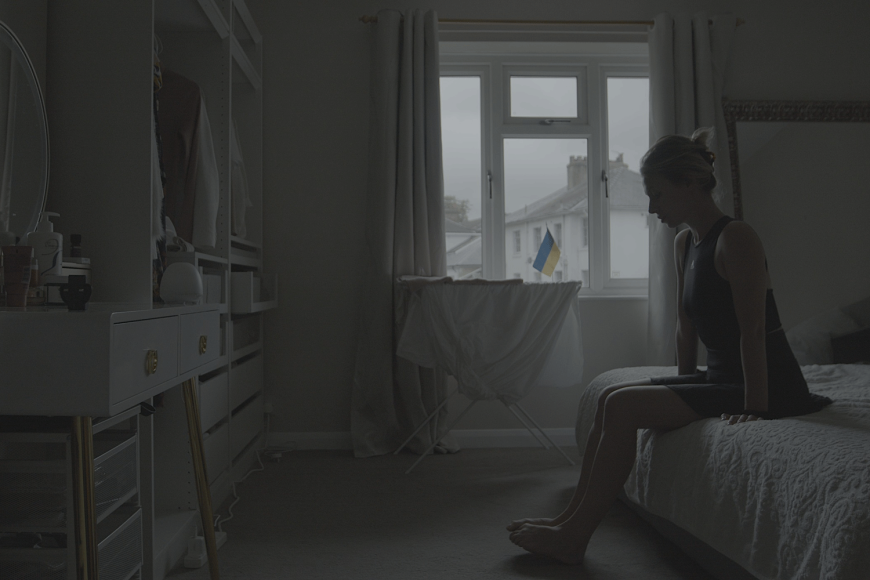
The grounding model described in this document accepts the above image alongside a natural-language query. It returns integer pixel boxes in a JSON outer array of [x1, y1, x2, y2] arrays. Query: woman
[[506, 128, 831, 564]]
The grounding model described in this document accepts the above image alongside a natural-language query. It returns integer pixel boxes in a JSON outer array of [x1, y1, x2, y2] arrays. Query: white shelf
[[229, 254, 261, 268], [153, 509, 199, 574], [231, 235, 262, 251], [231, 341, 261, 362], [230, 272, 278, 313], [167, 251, 228, 266], [231, 36, 261, 90]]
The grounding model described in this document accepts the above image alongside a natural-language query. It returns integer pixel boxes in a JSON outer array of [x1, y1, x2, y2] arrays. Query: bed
[[575, 361, 870, 580]]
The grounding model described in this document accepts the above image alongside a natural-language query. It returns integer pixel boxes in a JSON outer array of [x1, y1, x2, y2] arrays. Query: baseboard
[[268, 428, 577, 451]]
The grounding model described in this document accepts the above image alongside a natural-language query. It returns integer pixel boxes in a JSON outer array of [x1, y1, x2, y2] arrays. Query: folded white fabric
[[164, 216, 196, 253], [396, 281, 583, 404]]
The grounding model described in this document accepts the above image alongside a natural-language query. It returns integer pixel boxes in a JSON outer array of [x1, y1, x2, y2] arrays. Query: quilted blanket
[[575, 365, 870, 580]]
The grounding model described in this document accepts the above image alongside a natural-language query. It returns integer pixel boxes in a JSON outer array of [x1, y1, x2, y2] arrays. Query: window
[[440, 41, 649, 293]]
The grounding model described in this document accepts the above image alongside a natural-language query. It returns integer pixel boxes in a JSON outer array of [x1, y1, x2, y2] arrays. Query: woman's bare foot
[[506, 517, 561, 531], [508, 524, 588, 564]]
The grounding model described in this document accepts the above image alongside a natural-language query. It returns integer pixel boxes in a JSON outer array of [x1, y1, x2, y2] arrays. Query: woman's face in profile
[[644, 176, 694, 228]]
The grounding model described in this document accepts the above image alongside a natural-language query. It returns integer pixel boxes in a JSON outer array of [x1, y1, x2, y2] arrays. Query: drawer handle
[[199, 335, 208, 355], [145, 349, 159, 375]]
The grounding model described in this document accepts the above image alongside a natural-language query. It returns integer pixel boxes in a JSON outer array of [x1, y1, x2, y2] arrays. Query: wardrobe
[[42, 0, 273, 577]]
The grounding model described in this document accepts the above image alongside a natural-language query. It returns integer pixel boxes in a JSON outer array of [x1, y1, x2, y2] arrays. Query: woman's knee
[[601, 388, 641, 428], [595, 385, 622, 422]]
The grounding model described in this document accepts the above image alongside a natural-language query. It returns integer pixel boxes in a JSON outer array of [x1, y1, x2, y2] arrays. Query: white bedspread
[[575, 365, 870, 580]]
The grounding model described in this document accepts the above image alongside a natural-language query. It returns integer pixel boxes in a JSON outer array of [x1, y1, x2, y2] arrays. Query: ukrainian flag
[[533, 228, 561, 277]]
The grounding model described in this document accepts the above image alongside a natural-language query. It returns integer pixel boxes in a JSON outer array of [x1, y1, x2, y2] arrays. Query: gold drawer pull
[[145, 349, 159, 375], [199, 335, 208, 355]]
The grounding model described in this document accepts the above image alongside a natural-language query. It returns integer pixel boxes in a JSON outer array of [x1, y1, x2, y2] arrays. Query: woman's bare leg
[[506, 379, 651, 531], [509, 385, 700, 564]]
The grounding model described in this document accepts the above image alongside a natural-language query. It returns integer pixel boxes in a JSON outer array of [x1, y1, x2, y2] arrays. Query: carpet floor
[[168, 447, 715, 579]]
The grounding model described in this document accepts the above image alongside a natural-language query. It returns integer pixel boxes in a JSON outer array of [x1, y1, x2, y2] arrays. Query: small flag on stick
[[533, 228, 561, 277]]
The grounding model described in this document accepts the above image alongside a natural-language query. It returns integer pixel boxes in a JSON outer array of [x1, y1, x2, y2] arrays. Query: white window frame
[[441, 43, 648, 295]]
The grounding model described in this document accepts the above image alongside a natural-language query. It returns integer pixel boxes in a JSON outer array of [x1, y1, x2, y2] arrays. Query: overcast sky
[[441, 76, 649, 220]]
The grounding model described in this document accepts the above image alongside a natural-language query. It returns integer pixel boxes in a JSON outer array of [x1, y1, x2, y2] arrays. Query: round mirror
[[0, 20, 49, 244]]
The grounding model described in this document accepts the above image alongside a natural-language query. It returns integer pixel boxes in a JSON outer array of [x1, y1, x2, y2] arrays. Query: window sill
[[576, 293, 648, 300]]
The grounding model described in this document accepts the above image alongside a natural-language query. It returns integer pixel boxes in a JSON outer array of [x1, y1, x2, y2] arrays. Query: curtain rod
[[359, 15, 745, 26]]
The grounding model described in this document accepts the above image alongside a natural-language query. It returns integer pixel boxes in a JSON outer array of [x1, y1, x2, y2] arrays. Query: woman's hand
[[720, 412, 764, 425]]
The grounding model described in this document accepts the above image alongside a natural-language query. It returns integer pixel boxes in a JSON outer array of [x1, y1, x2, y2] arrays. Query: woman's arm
[[717, 222, 769, 412], [674, 229, 699, 374]]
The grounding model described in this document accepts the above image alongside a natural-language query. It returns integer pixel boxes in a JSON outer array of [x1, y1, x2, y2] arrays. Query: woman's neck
[[686, 202, 726, 244]]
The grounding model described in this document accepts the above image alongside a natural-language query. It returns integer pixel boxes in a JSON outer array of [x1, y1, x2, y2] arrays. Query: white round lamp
[[160, 262, 203, 304]]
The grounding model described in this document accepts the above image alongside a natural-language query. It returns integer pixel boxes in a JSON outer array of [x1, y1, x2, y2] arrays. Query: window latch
[[601, 169, 609, 198], [487, 170, 493, 199], [540, 119, 572, 125]]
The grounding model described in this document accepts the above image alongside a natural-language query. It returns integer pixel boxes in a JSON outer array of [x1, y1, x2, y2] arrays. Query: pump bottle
[[25, 212, 63, 279]]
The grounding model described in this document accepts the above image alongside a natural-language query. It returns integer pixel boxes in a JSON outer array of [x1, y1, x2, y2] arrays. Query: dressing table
[[1, 303, 223, 580], [1, 1, 273, 579]]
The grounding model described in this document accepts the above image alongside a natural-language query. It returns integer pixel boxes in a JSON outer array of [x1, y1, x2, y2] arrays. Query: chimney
[[567, 155, 587, 188]]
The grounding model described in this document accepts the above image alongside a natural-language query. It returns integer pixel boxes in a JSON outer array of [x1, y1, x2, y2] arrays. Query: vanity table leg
[[71, 416, 98, 580], [182, 378, 220, 579]]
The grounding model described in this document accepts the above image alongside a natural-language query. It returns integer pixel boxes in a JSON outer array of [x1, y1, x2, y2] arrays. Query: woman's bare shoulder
[[717, 219, 766, 271], [720, 220, 763, 250]]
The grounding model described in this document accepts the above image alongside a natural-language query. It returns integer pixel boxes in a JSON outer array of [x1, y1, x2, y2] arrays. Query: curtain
[[351, 9, 453, 458], [647, 13, 737, 365]]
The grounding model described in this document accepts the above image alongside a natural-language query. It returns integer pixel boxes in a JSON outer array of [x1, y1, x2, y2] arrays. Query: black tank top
[[682, 216, 783, 384]]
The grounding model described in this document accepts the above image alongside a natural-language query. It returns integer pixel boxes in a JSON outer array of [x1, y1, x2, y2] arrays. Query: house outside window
[[440, 40, 649, 294]]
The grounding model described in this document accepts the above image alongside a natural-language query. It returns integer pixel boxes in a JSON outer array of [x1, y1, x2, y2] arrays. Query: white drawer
[[198, 373, 228, 433], [229, 355, 263, 411], [111, 317, 178, 405], [230, 395, 263, 459], [202, 422, 229, 484], [178, 311, 221, 374]]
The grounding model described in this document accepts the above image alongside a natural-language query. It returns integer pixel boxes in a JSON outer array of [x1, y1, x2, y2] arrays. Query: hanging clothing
[[230, 120, 252, 238], [152, 53, 167, 301], [157, 69, 220, 249]]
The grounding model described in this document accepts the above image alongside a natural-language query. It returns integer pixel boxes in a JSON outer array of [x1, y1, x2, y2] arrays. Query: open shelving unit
[[43, 0, 276, 577]]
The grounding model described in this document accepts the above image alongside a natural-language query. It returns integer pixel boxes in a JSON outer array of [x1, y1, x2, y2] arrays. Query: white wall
[[250, 0, 870, 436], [740, 123, 870, 329], [0, 1, 46, 88]]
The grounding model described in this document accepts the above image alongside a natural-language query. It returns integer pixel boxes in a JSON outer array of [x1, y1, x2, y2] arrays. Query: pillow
[[785, 308, 862, 365]]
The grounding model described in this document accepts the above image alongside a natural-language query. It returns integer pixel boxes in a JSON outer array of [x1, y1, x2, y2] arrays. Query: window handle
[[540, 118, 572, 125], [601, 169, 609, 198], [487, 170, 493, 199]]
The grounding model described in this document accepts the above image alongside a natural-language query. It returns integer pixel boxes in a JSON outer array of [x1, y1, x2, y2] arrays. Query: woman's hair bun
[[691, 127, 715, 148]]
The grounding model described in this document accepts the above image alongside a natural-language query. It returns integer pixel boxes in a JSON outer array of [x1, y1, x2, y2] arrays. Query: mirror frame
[[0, 19, 50, 237], [723, 98, 870, 220]]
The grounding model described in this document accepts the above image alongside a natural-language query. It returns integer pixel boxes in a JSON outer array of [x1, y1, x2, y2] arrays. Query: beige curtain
[[647, 12, 737, 365], [351, 9, 452, 458]]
